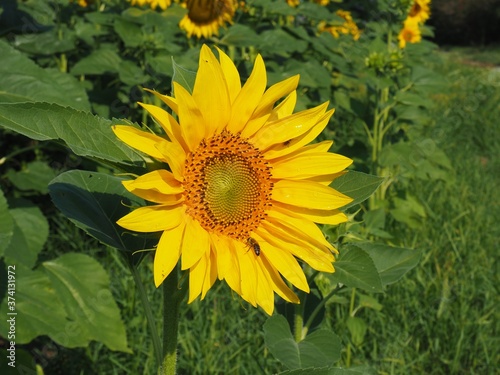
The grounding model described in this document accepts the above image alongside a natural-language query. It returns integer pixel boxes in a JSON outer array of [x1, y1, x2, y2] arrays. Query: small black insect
[[246, 237, 261, 256]]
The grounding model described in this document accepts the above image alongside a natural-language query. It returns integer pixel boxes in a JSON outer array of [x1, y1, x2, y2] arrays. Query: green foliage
[[264, 315, 341, 371], [48, 170, 156, 257], [2, 0, 496, 374]]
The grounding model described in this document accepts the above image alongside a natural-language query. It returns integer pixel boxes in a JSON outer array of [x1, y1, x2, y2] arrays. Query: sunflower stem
[[130, 263, 162, 368], [293, 291, 307, 342], [159, 270, 180, 375]]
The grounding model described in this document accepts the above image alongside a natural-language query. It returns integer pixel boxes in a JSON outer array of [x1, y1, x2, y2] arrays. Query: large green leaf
[[331, 171, 384, 210], [355, 243, 421, 286], [5, 160, 57, 194], [264, 315, 341, 370], [3, 199, 49, 269], [48, 170, 156, 254], [0, 263, 68, 344], [0, 190, 14, 257], [43, 253, 131, 352], [0, 254, 130, 352], [0, 40, 90, 111], [0, 102, 144, 169], [71, 47, 122, 76], [329, 245, 383, 293]]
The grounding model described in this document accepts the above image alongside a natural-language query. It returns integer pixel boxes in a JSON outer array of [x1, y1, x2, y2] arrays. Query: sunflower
[[129, 0, 171, 10], [408, 0, 431, 23], [113, 45, 353, 315], [319, 10, 361, 41], [398, 16, 422, 48], [286, 0, 300, 7], [179, 0, 236, 39]]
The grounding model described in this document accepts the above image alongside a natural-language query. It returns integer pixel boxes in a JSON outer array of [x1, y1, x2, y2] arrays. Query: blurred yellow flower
[[320, 10, 361, 41], [398, 17, 422, 48], [314, 0, 330, 5], [286, 0, 300, 7], [113, 45, 352, 315], [179, 0, 236, 38], [129, 0, 171, 10], [408, 0, 431, 23]]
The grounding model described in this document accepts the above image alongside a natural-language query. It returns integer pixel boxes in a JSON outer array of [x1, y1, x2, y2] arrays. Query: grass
[[334, 49, 500, 374], [30, 47, 500, 374]]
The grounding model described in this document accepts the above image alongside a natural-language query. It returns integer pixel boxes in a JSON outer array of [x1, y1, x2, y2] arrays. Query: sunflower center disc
[[183, 131, 273, 240]]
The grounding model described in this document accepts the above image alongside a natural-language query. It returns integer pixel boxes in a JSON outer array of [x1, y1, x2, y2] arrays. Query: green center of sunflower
[[183, 131, 273, 240]]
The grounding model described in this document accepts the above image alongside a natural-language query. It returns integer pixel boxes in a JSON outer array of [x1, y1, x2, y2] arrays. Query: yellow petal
[[173, 82, 206, 151], [272, 179, 353, 210], [256, 226, 334, 273], [216, 47, 241, 103], [155, 138, 186, 181], [253, 75, 299, 119], [188, 253, 207, 303], [154, 222, 185, 287], [263, 108, 334, 160], [270, 140, 333, 162], [251, 102, 328, 150], [145, 88, 178, 115], [254, 257, 276, 315], [213, 235, 241, 294], [181, 216, 210, 270], [268, 207, 337, 253], [240, 113, 270, 139], [274, 202, 349, 225], [272, 152, 353, 179], [260, 255, 299, 303], [234, 241, 258, 306], [138, 102, 188, 152], [201, 249, 218, 300], [117, 204, 185, 232], [193, 45, 231, 135], [122, 170, 183, 204], [112, 125, 168, 162], [261, 241, 310, 292], [226, 54, 267, 134], [269, 90, 297, 121], [123, 170, 182, 194]]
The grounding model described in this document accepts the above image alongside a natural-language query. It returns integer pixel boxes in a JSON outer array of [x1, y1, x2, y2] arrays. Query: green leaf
[[331, 171, 384, 210], [264, 315, 341, 370], [0, 102, 144, 169], [4, 199, 49, 269], [14, 26, 76, 55], [119, 60, 149, 86], [172, 57, 197, 95], [329, 245, 383, 293], [220, 24, 260, 47], [114, 18, 143, 47], [0, 254, 131, 352], [0, 190, 14, 257], [5, 161, 56, 194], [43, 253, 131, 352], [0, 40, 90, 111], [355, 243, 422, 286], [48, 170, 156, 254], [71, 47, 122, 76], [346, 316, 367, 346], [0, 263, 68, 345]]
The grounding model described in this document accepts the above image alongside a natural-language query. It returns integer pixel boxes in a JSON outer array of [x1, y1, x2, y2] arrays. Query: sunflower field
[[0, 0, 498, 374]]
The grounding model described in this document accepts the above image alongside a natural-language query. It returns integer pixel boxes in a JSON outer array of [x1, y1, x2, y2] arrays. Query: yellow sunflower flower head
[[129, 0, 172, 10], [408, 0, 431, 23], [113, 45, 353, 315], [320, 10, 361, 41], [179, 0, 236, 39], [286, 0, 300, 7], [398, 16, 422, 48]]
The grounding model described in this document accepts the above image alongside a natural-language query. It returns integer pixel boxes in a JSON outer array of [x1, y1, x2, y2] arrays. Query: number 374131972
[[7, 265, 16, 299]]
